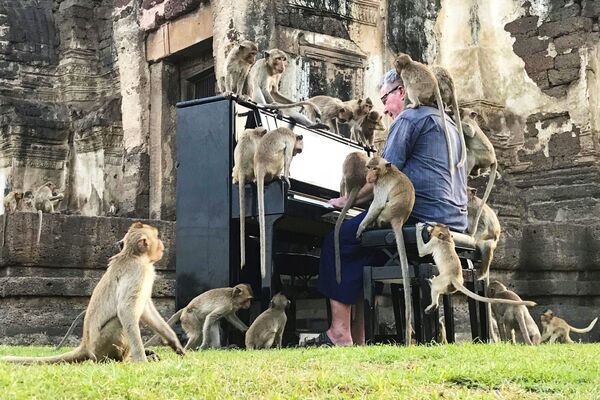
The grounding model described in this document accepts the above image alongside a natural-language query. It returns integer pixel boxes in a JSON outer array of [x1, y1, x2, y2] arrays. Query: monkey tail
[[392, 222, 413, 346], [55, 310, 86, 350], [470, 162, 497, 236], [144, 309, 184, 347], [334, 187, 359, 284], [1, 213, 7, 248], [452, 278, 536, 307], [516, 311, 534, 345], [434, 85, 454, 177], [257, 171, 266, 279], [2, 346, 90, 365], [239, 175, 246, 269], [568, 317, 598, 334], [36, 209, 42, 245], [264, 101, 322, 116], [452, 89, 467, 169]]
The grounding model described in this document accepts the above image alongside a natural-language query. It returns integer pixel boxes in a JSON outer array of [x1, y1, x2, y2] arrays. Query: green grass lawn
[[0, 343, 598, 399]]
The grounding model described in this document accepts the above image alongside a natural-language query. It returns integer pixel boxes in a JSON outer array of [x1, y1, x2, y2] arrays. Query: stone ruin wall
[[0, 0, 599, 343]]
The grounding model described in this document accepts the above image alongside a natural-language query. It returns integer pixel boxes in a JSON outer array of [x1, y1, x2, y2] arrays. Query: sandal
[[301, 332, 335, 347]]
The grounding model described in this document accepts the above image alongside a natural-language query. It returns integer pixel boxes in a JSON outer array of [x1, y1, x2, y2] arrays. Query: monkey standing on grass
[[245, 293, 290, 350], [254, 128, 304, 279], [145, 284, 254, 350], [540, 309, 598, 343], [394, 53, 456, 176], [2, 222, 185, 364], [232, 127, 268, 268], [355, 156, 415, 345]]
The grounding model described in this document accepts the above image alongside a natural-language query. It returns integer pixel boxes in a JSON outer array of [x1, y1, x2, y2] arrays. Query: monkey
[[2, 222, 185, 364], [540, 309, 598, 343], [3, 190, 23, 213], [18, 190, 35, 212], [394, 53, 456, 176], [232, 127, 268, 268], [355, 156, 415, 345], [145, 284, 254, 350], [305, 95, 354, 135], [487, 280, 541, 345], [245, 292, 290, 350], [33, 182, 64, 245], [416, 223, 536, 315], [2, 190, 23, 247], [107, 200, 118, 216], [461, 108, 499, 236], [467, 187, 500, 280], [55, 310, 86, 350], [334, 152, 369, 284], [254, 128, 304, 278], [247, 49, 326, 129], [357, 110, 386, 146], [431, 65, 467, 169], [220, 40, 258, 101], [345, 98, 373, 142]]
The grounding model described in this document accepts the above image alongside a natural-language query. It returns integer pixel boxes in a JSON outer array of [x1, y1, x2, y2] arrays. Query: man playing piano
[[313, 69, 468, 346]]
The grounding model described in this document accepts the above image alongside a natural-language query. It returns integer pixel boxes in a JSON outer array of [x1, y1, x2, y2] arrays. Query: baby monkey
[[540, 309, 598, 343], [245, 293, 290, 350]]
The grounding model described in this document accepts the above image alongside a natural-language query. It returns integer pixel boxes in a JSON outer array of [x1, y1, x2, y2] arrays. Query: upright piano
[[175, 96, 369, 311]]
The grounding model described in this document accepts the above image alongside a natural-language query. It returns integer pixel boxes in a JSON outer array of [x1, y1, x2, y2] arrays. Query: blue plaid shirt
[[382, 106, 468, 232]]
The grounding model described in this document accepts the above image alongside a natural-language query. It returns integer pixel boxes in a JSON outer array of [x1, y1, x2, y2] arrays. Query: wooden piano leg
[[390, 283, 405, 344], [442, 295, 455, 343], [363, 266, 375, 344], [260, 214, 279, 311]]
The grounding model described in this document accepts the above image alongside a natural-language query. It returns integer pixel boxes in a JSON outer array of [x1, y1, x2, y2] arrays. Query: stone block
[[528, 71, 550, 89], [582, 0, 600, 18], [554, 32, 587, 51], [547, 3, 581, 21], [554, 52, 581, 69], [548, 129, 581, 157], [164, 0, 201, 21], [548, 68, 580, 85], [512, 36, 549, 57], [544, 85, 569, 97], [522, 52, 554, 74], [539, 17, 593, 38], [504, 15, 539, 35]]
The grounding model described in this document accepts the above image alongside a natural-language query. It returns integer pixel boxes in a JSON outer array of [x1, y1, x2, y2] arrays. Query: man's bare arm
[[328, 182, 374, 209]]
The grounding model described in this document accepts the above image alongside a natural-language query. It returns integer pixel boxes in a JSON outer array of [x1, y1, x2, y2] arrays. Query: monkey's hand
[[356, 224, 366, 239], [173, 345, 186, 356], [424, 304, 438, 314], [280, 175, 290, 186]]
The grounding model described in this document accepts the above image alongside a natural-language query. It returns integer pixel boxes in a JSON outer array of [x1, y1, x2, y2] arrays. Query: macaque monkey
[[540, 309, 598, 343], [467, 188, 500, 280], [18, 191, 35, 212], [355, 156, 415, 345], [34, 182, 64, 245], [417, 223, 536, 315], [2, 222, 185, 364], [357, 110, 386, 146], [345, 98, 373, 142], [220, 40, 258, 100], [394, 53, 455, 176], [305, 95, 354, 135], [487, 280, 541, 345], [461, 109, 498, 236], [245, 292, 290, 350], [254, 128, 304, 278], [431, 65, 467, 168], [248, 49, 324, 129], [107, 200, 118, 216], [232, 127, 268, 268], [334, 152, 369, 284], [2, 190, 24, 247], [438, 317, 448, 344], [146, 284, 254, 350]]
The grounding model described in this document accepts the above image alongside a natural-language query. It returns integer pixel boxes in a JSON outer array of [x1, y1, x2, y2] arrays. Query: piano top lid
[[176, 95, 230, 108]]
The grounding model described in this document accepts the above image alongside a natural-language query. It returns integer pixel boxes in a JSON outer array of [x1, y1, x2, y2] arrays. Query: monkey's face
[[233, 283, 254, 309], [270, 293, 290, 310], [429, 224, 452, 242], [487, 280, 506, 296], [293, 135, 304, 155], [361, 100, 373, 114], [541, 309, 554, 324], [14, 192, 23, 201], [365, 157, 389, 183], [125, 222, 165, 262], [394, 53, 412, 71], [267, 50, 288, 74]]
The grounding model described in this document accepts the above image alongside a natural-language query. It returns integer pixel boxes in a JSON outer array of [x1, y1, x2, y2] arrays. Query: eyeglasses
[[380, 85, 402, 105]]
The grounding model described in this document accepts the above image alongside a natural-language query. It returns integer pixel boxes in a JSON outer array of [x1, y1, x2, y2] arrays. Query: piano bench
[[360, 228, 488, 345]]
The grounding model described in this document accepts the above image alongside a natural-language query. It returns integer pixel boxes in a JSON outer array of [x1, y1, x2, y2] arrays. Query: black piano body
[[175, 96, 369, 314]]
